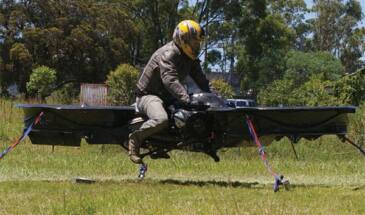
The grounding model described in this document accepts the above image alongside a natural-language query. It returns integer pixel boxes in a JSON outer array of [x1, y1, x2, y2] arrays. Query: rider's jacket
[[136, 41, 210, 104]]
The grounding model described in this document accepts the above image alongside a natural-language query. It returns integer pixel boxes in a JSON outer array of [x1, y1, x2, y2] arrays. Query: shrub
[[26, 66, 57, 100], [258, 78, 296, 106], [105, 64, 139, 105], [46, 83, 79, 104], [210, 79, 236, 99]]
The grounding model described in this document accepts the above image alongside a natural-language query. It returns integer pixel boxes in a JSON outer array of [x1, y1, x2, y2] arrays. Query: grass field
[[0, 99, 364, 214]]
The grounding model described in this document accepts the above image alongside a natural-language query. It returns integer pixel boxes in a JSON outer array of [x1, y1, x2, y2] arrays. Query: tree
[[284, 50, 345, 85], [112, 0, 186, 63], [0, 1, 30, 94], [268, 0, 309, 51], [28, 0, 137, 82], [9, 43, 33, 92], [1, 0, 138, 94], [236, 0, 295, 95], [194, 0, 242, 74], [258, 50, 347, 106], [105, 64, 139, 105], [310, 0, 364, 73], [26, 66, 57, 100]]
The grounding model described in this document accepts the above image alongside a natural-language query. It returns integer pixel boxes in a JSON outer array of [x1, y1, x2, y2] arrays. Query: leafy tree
[[114, 0, 187, 63], [105, 64, 139, 105], [1, 0, 137, 94], [0, 1, 30, 94], [210, 79, 235, 99], [258, 50, 348, 106], [310, 0, 364, 73], [236, 0, 295, 95], [9, 43, 33, 92], [268, 0, 310, 51], [269, 0, 307, 27], [26, 66, 57, 100], [195, 0, 242, 73], [28, 0, 136, 82], [206, 49, 221, 72], [340, 28, 365, 73], [284, 50, 345, 85]]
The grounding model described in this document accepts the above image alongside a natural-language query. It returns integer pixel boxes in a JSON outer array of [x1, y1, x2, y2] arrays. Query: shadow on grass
[[112, 178, 363, 191], [6, 177, 362, 191], [93, 178, 264, 189], [158, 179, 261, 189]]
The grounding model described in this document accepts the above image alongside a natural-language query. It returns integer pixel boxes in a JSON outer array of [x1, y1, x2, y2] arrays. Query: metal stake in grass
[[138, 163, 148, 179]]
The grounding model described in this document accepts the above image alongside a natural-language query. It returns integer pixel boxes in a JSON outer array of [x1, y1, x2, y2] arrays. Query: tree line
[[0, 0, 364, 105]]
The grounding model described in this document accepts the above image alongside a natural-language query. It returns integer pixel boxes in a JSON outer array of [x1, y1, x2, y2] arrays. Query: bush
[[293, 74, 341, 106], [259, 69, 365, 106], [46, 83, 79, 104], [258, 74, 344, 106], [210, 79, 236, 99], [26, 66, 57, 100], [258, 78, 296, 106], [105, 64, 139, 105], [333, 69, 365, 106]]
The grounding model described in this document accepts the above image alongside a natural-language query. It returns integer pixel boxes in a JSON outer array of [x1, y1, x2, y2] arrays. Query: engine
[[173, 110, 209, 139]]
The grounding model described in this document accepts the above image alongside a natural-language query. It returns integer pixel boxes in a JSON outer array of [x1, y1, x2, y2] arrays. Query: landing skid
[[339, 135, 365, 156]]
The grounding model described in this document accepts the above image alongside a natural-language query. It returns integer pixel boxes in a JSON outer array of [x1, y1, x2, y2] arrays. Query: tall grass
[[349, 103, 365, 146], [0, 99, 24, 142]]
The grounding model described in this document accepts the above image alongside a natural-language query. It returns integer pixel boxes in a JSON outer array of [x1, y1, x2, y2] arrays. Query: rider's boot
[[128, 134, 143, 164]]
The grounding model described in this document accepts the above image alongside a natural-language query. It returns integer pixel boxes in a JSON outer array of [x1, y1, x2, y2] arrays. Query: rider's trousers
[[130, 95, 169, 145]]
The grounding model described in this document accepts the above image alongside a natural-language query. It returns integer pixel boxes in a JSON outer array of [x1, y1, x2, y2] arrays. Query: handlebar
[[173, 101, 210, 111]]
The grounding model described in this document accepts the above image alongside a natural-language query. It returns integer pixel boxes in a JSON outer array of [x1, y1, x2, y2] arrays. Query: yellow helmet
[[173, 20, 205, 60]]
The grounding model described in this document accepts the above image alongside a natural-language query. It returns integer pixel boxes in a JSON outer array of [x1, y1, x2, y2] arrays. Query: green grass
[[0, 99, 364, 214], [0, 180, 365, 215]]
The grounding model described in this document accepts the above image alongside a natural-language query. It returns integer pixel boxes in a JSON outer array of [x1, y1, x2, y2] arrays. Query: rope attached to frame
[[246, 115, 289, 192], [0, 112, 44, 160]]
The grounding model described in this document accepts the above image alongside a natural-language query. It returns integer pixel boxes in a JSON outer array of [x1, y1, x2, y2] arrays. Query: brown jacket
[[136, 41, 210, 104]]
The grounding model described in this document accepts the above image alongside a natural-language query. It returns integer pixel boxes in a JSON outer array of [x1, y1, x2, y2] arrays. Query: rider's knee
[[155, 117, 169, 130]]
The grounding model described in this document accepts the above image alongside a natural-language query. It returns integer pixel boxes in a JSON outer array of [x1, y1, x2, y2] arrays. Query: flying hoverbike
[[17, 93, 361, 190]]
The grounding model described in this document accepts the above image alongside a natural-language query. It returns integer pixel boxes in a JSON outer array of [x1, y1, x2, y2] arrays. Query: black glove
[[175, 98, 209, 111]]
